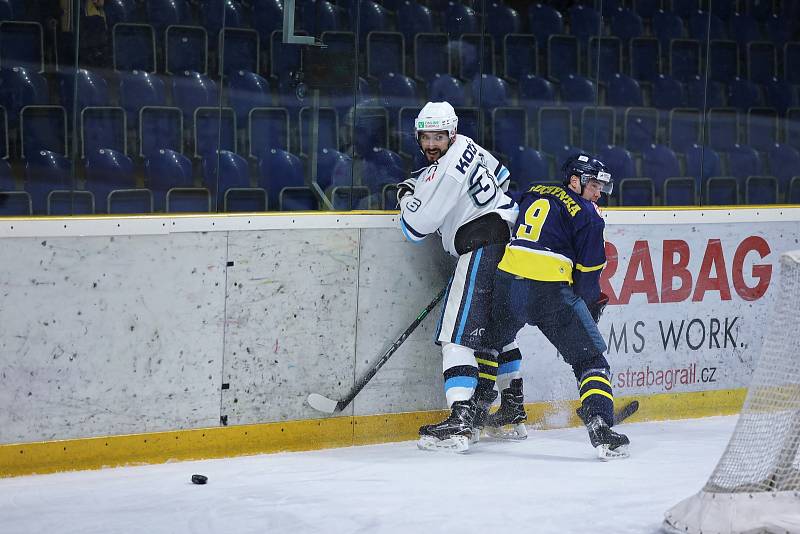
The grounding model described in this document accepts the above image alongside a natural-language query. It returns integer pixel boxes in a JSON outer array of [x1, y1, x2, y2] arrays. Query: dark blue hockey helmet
[[561, 153, 613, 194]]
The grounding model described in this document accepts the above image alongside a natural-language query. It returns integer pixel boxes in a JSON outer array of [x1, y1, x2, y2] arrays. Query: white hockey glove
[[396, 177, 416, 205]]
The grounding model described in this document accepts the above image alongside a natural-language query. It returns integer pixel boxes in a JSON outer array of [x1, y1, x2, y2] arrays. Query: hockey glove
[[588, 292, 609, 323], [396, 178, 416, 206]]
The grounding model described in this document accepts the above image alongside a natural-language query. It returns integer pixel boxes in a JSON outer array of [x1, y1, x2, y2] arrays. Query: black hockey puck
[[191, 474, 208, 485]]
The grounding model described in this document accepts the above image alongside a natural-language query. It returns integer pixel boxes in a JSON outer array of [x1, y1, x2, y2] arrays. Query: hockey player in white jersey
[[397, 102, 523, 451]]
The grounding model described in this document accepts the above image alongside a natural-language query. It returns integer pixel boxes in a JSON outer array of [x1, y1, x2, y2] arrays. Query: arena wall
[[0, 207, 798, 475]]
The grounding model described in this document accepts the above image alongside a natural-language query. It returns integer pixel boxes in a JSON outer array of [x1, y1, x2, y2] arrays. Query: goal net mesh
[[663, 250, 800, 534]]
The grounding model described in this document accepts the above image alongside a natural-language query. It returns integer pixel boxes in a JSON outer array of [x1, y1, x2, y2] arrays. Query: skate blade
[[485, 423, 528, 440], [417, 435, 470, 453], [596, 444, 629, 460]]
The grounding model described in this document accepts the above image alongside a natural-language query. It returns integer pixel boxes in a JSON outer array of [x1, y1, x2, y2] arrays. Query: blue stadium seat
[[671, 0, 699, 19], [0, 66, 47, 127], [767, 143, 800, 192], [164, 25, 208, 74], [396, 1, 433, 48], [653, 11, 685, 52], [519, 74, 555, 116], [454, 106, 480, 140], [218, 28, 259, 75], [59, 69, 110, 113], [82, 107, 126, 158], [172, 71, 219, 122], [688, 11, 726, 41], [367, 31, 404, 79], [598, 145, 635, 180], [397, 106, 422, 158], [24, 150, 71, 214], [787, 108, 800, 151], [747, 42, 777, 84], [139, 106, 183, 158], [567, 4, 600, 46], [472, 74, 509, 109], [202, 150, 263, 211], [765, 14, 791, 47], [704, 176, 739, 205], [610, 8, 643, 45], [709, 0, 734, 20], [257, 147, 317, 211], [629, 37, 660, 83], [487, 4, 521, 50], [113, 23, 156, 72], [588, 37, 622, 82], [316, 147, 351, 191], [708, 40, 738, 83], [0, 191, 32, 215], [538, 107, 572, 155], [0, 106, 7, 158], [0, 1, 11, 21], [21, 105, 67, 159], [607, 73, 643, 109], [730, 13, 762, 49], [743, 0, 774, 21], [663, 177, 696, 205], [413, 33, 450, 83], [119, 70, 167, 128], [378, 73, 419, 127], [619, 177, 655, 206], [727, 144, 762, 182], [105, 0, 137, 29], [547, 34, 578, 82], [458, 34, 495, 80], [502, 34, 537, 83], [727, 77, 761, 112], [686, 76, 724, 109], [624, 107, 658, 153], [746, 108, 779, 151], [145, 148, 197, 211], [299, 107, 339, 155], [226, 69, 271, 131], [492, 107, 527, 156], [508, 146, 549, 189], [252, 0, 283, 42], [786, 42, 800, 85], [744, 175, 778, 204], [201, 0, 244, 36], [84, 148, 136, 213], [248, 107, 288, 156], [763, 79, 796, 116], [633, 0, 661, 20], [652, 75, 686, 110], [147, 0, 190, 32], [194, 107, 237, 158], [669, 39, 701, 82], [684, 145, 722, 191], [304, 0, 341, 35], [349, 106, 389, 156], [527, 4, 563, 52], [560, 74, 596, 107], [108, 188, 154, 213], [428, 74, 466, 106], [707, 108, 740, 152], [444, 2, 477, 36], [789, 176, 800, 204], [361, 147, 405, 201], [642, 143, 681, 193], [668, 109, 702, 152], [0, 21, 43, 71], [581, 107, 615, 152], [357, 0, 391, 44]]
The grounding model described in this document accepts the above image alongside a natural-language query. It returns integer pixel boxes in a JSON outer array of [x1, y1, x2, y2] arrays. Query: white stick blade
[[307, 393, 339, 413]]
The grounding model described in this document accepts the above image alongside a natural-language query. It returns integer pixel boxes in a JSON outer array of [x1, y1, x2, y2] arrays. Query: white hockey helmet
[[415, 101, 458, 142]]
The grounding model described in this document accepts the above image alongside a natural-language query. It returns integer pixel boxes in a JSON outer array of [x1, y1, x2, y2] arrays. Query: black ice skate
[[485, 379, 527, 440], [470, 390, 498, 445], [584, 414, 630, 460], [418, 400, 476, 453]]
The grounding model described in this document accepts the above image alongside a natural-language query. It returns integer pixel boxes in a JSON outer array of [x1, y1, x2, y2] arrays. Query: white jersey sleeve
[[399, 135, 518, 257]]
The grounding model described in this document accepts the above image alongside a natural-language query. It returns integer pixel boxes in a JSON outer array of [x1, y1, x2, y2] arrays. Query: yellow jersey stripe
[[580, 375, 612, 389], [478, 372, 497, 381], [575, 261, 606, 273], [498, 246, 574, 282], [580, 388, 614, 402], [475, 358, 498, 368]]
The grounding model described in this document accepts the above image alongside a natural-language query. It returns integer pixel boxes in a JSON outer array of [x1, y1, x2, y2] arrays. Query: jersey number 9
[[516, 198, 550, 241]]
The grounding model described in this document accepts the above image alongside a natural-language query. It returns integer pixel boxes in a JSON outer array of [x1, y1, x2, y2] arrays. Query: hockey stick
[[307, 287, 447, 414], [576, 399, 640, 426]]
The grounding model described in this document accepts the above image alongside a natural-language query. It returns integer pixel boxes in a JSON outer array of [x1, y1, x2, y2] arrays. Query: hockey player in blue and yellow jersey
[[489, 153, 630, 460]]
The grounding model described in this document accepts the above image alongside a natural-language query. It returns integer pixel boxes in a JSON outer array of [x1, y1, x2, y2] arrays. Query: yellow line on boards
[[0, 389, 746, 478]]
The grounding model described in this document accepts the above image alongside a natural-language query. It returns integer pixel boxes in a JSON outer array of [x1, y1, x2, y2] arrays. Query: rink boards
[[0, 207, 797, 476]]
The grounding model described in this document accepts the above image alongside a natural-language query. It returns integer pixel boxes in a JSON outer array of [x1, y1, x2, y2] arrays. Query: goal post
[[663, 250, 800, 534]]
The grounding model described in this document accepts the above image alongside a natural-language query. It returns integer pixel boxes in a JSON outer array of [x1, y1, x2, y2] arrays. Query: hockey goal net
[[663, 250, 800, 534]]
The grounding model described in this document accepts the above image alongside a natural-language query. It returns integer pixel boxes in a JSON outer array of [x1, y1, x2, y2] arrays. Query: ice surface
[[0, 416, 736, 534]]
